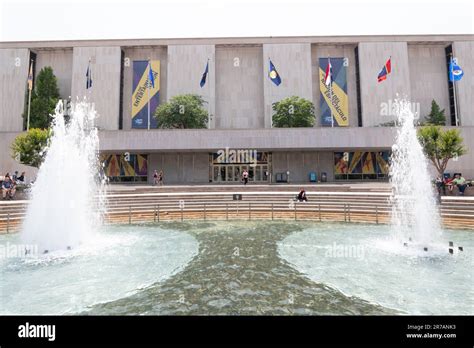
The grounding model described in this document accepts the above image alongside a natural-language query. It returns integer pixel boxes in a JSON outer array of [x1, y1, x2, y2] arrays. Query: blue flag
[[449, 57, 464, 82], [148, 61, 155, 88], [200, 61, 209, 88], [268, 59, 281, 86], [86, 61, 92, 89]]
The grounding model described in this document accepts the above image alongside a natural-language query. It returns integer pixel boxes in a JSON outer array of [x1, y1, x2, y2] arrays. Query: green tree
[[11, 128, 51, 168], [417, 126, 467, 177], [424, 99, 446, 126], [25, 66, 60, 129], [272, 96, 315, 127], [154, 94, 208, 129]]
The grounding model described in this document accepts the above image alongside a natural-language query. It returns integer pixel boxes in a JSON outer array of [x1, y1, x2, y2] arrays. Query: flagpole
[[451, 55, 459, 126], [329, 57, 334, 128], [147, 59, 151, 130], [27, 86, 32, 131], [26, 60, 33, 131], [87, 58, 92, 104], [269, 57, 273, 129], [208, 58, 211, 129]]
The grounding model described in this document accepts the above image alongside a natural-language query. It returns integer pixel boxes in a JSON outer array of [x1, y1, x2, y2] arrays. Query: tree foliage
[[154, 94, 208, 129], [11, 128, 51, 168], [417, 126, 467, 177], [25, 66, 60, 129], [424, 99, 446, 126], [272, 96, 315, 128]]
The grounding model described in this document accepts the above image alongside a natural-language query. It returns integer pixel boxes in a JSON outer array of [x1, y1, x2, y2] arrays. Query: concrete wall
[[98, 127, 398, 152], [262, 43, 313, 128], [358, 42, 411, 126], [121, 46, 168, 130], [167, 45, 215, 128], [0, 49, 29, 131], [453, 41, 474, 126], [408, 45, 450, 124], [148, 152, 209, 184], [311, 44, 359, 127], [215, 46, 264, 129], [35, 49, 73, 100], [71, 46, 121, 130], [272, 151, 334, 182]]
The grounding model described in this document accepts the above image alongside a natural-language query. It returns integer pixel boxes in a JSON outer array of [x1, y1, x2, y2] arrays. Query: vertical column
[[452, 41, 474, 126], [0, 49, 30, 131], [262, 43, 313, 128], [71, 46, 121, 130], [167, 45, 216, 128], [358, 42, 411, 126]]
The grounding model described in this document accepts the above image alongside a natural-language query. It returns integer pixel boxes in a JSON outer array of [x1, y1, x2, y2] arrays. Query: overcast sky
[[0, 0, 473, 42]]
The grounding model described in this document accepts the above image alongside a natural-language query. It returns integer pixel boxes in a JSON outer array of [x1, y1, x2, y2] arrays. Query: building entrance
[[209, 151, 272, 183]]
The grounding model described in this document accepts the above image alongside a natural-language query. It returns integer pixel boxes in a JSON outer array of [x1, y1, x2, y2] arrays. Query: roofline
[[1, 34, 473, 49]]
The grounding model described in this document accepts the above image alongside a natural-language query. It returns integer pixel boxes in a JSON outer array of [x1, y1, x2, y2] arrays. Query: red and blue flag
[[377, 57, 391, 82]]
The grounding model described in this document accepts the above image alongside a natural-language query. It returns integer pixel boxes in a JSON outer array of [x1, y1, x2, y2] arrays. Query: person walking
[[242, 170, 249, 185], [153, 170, 159, 186], [158, 170, 164, 186]]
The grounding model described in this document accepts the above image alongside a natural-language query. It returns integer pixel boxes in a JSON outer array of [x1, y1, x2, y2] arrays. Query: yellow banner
[[132, 60, 160, 118], [319, 67, 349, 126]]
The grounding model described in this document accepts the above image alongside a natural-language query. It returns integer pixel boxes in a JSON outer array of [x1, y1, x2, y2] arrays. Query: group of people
[[153, 170, 164, 186], [436, 173, 469, 196], [1, 171, 25, 200]]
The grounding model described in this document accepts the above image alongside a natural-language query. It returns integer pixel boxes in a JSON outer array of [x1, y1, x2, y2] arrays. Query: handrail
[[2, 194, 474, 232]]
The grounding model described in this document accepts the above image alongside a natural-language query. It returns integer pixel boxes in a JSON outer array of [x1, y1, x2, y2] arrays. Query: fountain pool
[[0, 224, 198, 315], [1, 221, 470, 315], [278, 222, 473, 315]]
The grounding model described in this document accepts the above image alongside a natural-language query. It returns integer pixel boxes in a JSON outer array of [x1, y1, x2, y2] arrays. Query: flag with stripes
[[324, 58, 333, 86], [377, 57, 391, 82]]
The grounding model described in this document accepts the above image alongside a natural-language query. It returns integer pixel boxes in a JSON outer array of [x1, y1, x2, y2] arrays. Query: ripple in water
[[278, 223, 473, 315], [0, 225, 198, 315]]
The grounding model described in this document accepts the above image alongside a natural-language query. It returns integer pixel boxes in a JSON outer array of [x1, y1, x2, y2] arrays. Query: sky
[[0, 0, 473, 42]]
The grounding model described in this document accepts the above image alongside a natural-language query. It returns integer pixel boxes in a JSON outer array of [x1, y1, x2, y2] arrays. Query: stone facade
[[1, 34, 473, 182]]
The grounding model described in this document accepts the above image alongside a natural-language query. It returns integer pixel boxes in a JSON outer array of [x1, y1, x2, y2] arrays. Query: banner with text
[[132, 60, 160, 129], [319, 58, 349, 126]]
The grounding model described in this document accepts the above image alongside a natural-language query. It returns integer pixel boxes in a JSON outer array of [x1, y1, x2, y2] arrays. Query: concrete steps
[[2, 188, 474, 233]]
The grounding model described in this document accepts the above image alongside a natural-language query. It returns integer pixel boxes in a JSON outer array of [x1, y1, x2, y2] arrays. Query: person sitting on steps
[[296, 188, 308, 202], [452, 174, 468, 196], [2, 175, 16, 200]]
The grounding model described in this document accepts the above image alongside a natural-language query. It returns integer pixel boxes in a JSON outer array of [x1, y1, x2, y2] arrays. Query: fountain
[[21, 100, 104, 253], [389, 99, 442, 247], [0, 99, 470, 315], [0, 100, 199, 314], [277, 100, 471, 315]]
